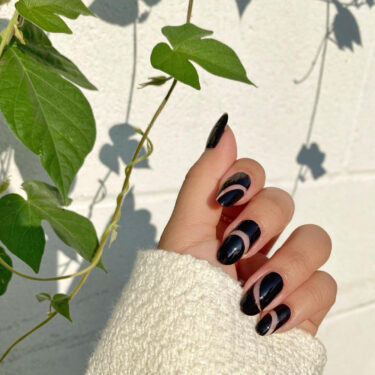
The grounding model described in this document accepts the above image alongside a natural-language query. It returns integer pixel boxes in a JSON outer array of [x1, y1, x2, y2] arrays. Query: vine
[[0, 0, 253, 362]]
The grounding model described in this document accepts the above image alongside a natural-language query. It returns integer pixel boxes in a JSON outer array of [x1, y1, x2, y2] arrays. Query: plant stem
[[0, 10, 19, 58], [0, 134, 153, 282], [0, 272, 90, 362], [187, 0, 194, 22], [0, 0, 189, 361], [0, 312, 56, 362], [0, 80, 177, 283], [0, 78, 177, 362]]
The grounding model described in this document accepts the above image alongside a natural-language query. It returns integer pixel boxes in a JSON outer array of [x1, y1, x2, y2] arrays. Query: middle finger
[[217, 187, 295, 265]]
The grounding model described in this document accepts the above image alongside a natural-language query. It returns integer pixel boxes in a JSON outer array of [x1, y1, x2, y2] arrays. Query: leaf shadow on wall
[[0, 188, 157, 375], [90, 0, 161, 26], [291, 0, 369, 196], [0, 18, 7, 29], [0, 6, 155, 374], [68, 188, 157, 374], [100, 123, 150, 172], [235, 0, 253, 17], [87, 123, 150, 217]]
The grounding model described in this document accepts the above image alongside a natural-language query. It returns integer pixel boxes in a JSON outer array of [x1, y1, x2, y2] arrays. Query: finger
[[158, 114, 236, 252], [239, 224, 332, 316], [236, 252, 268, 286], [255, 271, 337, 336], [298, 307, 332, 335], [259, 234, 281, 255], [216, 187, 295, 265], [215, 157, 265, 207]]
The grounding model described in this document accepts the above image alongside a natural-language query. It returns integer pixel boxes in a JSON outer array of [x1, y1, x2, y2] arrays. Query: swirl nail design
[[255, 304, 291, 336], [216, 220, 261, 265], [240, 272, 284, 316], [216, 172, 251, 206]]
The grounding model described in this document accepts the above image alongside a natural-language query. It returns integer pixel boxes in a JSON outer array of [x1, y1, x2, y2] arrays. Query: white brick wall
[[0, 0, 374, 373]]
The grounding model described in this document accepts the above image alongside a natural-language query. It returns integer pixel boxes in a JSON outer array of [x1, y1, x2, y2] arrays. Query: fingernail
[[255, 304, 291, 336], [216, 172, 251, 206], [240, 272, 283, 316], [206, 113, 228, 148], [216, 220, 261, 265]]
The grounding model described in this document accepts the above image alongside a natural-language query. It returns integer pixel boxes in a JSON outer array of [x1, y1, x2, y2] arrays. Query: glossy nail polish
[[206, 113, 228, 148], [216, 172, 251, 206], [217, 220, 261, 265], [240, 272, 283, 316], [255, 304, 291, 336]]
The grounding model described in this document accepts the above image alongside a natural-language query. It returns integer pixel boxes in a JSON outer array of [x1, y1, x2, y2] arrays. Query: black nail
[[216, 172, 251, 206], [255, 304, 291, 336], [240, 272, 283, 316], [206, 113, 228, 148], [216, 220, 261, 265]]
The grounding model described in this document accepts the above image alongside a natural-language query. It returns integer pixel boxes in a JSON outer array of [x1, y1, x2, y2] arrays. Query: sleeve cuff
[[86, 248, 327, 375]]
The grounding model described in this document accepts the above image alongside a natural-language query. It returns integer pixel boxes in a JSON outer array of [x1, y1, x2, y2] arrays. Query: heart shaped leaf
[[0, 180, 105, 273], [0, 43, 96, 204], [15, 0, 94, 34], [151, 23, 254, 90], [51, 293, 72, 322]]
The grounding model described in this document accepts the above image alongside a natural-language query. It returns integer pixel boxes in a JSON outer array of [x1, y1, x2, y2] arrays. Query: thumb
[[164, 113, 237, 237]]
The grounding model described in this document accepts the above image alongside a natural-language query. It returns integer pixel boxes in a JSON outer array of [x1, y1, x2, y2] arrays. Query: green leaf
[[162, 24, 213, 47], [0, 43, 96, 203], [0, 194, 45, 273], [0, 180, 105, 273], [151, 23, 255, 90], [51, 293, 72, 322], [35, 292, 51, 302], [138, 75, 172, 89], [151, 43, 200, 89], [0, 247, 13, 296], [19, 20, 97, 90], [15, 0, 94, 34]]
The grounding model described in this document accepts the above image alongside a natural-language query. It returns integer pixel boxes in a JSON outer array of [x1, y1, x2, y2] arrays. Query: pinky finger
[[255, 271, 337, 336]]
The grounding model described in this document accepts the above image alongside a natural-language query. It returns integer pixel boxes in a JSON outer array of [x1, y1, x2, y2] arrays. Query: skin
[[158, 124, 337, 336]]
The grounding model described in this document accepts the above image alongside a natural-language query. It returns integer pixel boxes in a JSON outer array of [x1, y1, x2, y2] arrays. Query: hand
[[158, 113, 337, 336]]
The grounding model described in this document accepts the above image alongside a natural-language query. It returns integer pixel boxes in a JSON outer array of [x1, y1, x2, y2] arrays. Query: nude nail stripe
[[264, 310, 279, 336], [216, 184, 247, 200], [230, 229, 250, 254], [253, 278, 262, 312]]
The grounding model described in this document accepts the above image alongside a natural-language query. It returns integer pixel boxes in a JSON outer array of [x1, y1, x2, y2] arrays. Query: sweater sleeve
[[85, 249, 327, 375]]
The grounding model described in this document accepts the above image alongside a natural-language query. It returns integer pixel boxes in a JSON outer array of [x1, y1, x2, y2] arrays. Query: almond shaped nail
[[216, 172, 251, 206], [255, 304, 291, 336], [206, 113, 228, 148], [240, 272, 284, 316], [216, 220, 261, 265]]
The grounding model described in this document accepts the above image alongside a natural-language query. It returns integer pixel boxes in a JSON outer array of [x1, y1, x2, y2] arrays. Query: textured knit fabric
[[85, 249, 327, 375]]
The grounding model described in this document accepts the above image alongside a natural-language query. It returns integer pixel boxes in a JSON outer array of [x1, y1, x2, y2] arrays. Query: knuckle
[[285, 249, 310, 278], [316, 271, 338, 304], [305, 282, 327, 307], [184, 160, 202, 181], [238, 157, 266, 183], [261, 187, 295, 220], [297, 224, 332, 259]]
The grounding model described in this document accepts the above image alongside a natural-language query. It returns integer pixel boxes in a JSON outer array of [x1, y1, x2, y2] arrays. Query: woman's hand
[[158, 113, 337, 337]]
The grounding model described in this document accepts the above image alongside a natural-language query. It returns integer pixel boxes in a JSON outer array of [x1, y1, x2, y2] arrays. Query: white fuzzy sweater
[[85, 249, 327, 374]]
